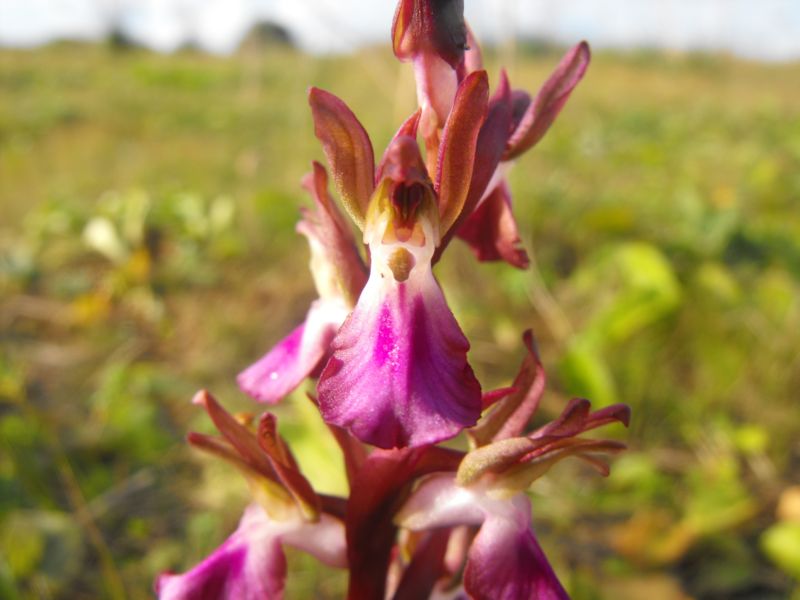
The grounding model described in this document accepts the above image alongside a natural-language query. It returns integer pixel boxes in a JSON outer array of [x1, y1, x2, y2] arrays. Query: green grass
[[1, 42, 799, 599]]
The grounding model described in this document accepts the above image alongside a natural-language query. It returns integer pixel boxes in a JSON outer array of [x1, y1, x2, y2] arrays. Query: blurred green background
[[1, 39, 799, 599]]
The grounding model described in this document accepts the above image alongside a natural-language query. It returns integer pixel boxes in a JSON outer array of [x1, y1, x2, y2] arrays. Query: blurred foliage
[[1, 42, 799, 599]]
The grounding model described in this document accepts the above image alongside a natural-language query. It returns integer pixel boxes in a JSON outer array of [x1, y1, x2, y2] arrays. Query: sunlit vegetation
[[1, 42, 799, 599]]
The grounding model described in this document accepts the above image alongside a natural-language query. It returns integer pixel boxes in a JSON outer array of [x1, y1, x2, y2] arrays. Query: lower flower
[[156, 391, 347, 600], [397, 474, 569, 600], [156, 504, 346, 600]]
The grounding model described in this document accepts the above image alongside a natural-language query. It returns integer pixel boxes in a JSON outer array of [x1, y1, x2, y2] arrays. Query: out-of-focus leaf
[[761, 522, 800, 580], [582, 242, 681, 345], [559, 337, 617, 407], [693, 261, 742, 306], [0, 510, 84, 590]]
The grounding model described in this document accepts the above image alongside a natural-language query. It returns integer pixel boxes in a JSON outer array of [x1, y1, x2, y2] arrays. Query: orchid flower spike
[[237, 162, 367, 404], [307, 75, 492, 449], [156, 391, 347, 599]]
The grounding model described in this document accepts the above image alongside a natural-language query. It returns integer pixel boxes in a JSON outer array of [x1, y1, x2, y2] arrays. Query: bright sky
[[1, 0, 799, 60]]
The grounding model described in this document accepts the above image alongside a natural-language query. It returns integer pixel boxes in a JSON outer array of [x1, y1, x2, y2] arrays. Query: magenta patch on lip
[[318, 267, 481, 449]]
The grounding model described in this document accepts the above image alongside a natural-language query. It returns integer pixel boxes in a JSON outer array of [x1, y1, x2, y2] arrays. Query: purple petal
[[464, 497, 569, 600], [156, 505, 287, 600], [238, 299, 348, 404], [318, 264, 481, 448], [157, 506, 346, 600], [398, 477, 569, 599]]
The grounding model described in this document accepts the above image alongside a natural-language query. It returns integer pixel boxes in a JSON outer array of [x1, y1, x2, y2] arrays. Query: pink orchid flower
[[308, 69, 497, 449], [156, 391, 347, 599], [394, 333, 631, 599], [392, 0, 591, 270]]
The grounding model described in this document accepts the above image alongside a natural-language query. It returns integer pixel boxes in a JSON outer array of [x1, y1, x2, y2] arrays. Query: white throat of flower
[[364, 180, 441, 284]]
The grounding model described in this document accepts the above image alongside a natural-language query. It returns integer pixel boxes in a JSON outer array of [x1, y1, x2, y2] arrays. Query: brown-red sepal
[[435, 70, 489, 234], [505, 41, 591, 160], [309, 87, 376, 229]]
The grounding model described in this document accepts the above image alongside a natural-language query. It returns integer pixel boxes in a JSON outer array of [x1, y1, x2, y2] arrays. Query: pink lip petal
[[155, 505, 290, 600], [318, 268, 481, 449], [464, 496, 569, 600], [157, 505, 346, 600]]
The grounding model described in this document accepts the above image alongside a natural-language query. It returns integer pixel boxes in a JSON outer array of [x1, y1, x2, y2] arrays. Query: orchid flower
[[393, 0, 591, 270], [393, 333, 631, 600], [156, 391, 347, 599], [308, 70, 496, 449], [237, 163, 367, 404]]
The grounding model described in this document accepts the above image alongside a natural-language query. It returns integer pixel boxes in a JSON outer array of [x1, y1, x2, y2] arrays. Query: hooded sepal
[[392, 0, 466, 137], [299, 161, 368, 306], [457, 398, 630, 491], [188, 391, 324, 521], [377, 110, 422, 183], [469, 330, 545, 447], [435, 71, 515, 263], [435, 70, 489, 234], [392, 0, 467, 69]]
